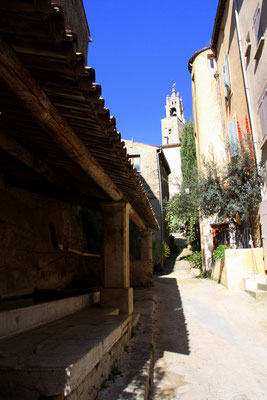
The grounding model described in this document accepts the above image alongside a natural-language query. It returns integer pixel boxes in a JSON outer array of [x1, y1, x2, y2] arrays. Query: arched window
[[170, 107, 177, 116]]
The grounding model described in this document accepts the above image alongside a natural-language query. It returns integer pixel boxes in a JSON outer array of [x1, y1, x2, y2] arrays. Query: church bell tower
[[161, 83, 185, 146], [161, 84, 185, 198]]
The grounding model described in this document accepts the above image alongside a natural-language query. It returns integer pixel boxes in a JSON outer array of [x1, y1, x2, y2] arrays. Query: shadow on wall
[[138, 175, 165, 243]]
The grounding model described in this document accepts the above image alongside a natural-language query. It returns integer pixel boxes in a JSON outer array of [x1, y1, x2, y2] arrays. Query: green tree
[[167, 124, 263, 248], [180, 119, 198, 185], [166, 120, 200, 248], [198, 143, 263, 245]]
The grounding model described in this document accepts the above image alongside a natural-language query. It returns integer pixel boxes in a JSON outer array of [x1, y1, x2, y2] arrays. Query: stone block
[[101, 288, 133, 315], [257, 283, 267, 291], [245, 289, 267, 300]]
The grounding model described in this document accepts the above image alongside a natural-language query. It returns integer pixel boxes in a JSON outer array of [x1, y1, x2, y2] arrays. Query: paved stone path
[[152, 259, 267, 400]]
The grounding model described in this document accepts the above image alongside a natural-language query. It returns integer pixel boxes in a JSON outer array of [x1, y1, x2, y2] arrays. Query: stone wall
[[130, 260, 153, 287], [124, 140, 168, 243], [212, 248, 266, 289], [67, 316, 134, 400], [0, 159, 102, 299]]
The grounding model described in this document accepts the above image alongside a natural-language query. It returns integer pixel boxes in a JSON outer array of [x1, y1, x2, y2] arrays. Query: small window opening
[[208, 57, 216, 69], [129, 155, 141, 171]]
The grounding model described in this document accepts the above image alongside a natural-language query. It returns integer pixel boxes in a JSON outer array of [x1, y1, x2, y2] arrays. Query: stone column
[[101, 201, 133, 315], [140, 230, 153, 286]]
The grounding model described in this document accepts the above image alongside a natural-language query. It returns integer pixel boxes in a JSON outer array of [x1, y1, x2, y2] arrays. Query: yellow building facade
[[189, 0, 266, 271]]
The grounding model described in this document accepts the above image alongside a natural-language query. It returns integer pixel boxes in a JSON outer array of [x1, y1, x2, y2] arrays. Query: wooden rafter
[[0, 35, 123, 202]]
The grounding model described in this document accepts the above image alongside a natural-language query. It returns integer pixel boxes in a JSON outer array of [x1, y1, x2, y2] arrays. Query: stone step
[[257, 283, 267, 291], [245, 289, 267, 300], [0, 306, 132, 399], [0, 291, 100, 339]]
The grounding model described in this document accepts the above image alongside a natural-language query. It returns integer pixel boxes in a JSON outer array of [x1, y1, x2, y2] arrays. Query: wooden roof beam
[[0, 35, 122, 202], [5, 172, 101, 211], [0, 129, 64, 187], [129, 205, 148, 231]]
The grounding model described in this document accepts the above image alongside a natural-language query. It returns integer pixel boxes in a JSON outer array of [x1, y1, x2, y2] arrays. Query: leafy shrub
[[187, 251, 202, 269], [152, 241, 170, 267], [212, 245, 228, 262]]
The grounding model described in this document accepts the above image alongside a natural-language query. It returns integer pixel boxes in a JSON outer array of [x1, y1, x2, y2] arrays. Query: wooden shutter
[[221, 63, 228, 99], [224, 51, 231, 92], [228, 118, 238, 157], [253, 4, 263, 45], [222, 51, 231, 100]]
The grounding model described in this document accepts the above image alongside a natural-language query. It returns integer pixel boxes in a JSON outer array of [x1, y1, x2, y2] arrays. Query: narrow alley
[[1, 2, 267, 399], [152, 259, 267, 400]]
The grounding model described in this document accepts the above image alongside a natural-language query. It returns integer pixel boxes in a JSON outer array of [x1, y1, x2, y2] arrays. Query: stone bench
[[0, 306, 132, 399]]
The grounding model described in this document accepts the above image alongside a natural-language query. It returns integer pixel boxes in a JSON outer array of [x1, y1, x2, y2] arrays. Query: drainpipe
[[214, 71, 230, 165], [157, 148, 164, 242], [233, 0, 263, 197]]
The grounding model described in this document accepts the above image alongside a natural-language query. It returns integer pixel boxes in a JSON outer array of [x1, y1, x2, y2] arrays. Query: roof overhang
[[0, 0, 159, 231], [188, 46, 211, 73], [210, 0, 227, 50]]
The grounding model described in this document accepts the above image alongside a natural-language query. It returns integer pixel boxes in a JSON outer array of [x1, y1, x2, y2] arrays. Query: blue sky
[[84, 1, 218, 145]]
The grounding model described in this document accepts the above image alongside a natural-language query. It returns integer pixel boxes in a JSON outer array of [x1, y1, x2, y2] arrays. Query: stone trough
[[0, 294, 138, 399]]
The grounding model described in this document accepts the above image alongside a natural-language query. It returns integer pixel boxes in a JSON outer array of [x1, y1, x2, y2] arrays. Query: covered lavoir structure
[[0, 1, 158, 399]]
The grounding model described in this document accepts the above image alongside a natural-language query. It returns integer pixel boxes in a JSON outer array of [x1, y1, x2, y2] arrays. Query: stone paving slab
[[0, 306, 131, 398]]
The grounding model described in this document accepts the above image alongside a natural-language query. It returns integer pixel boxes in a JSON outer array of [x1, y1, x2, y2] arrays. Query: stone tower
[[161, 83, 185, 145], [161, 84, 185, 197]]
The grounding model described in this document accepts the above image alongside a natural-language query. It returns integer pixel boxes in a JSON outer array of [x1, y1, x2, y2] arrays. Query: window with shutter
[[253, 4, 263, 46], [228, 119, 238, 157], [222, 51, 231, 100], [258, 85, 267, 142]]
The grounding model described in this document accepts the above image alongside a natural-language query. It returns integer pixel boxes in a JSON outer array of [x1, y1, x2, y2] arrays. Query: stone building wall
[[124, 141, 161, 240], [237, 0, 267, 270], [190, 47, 226, 164], [162, 146, 182, 198], [215, 0, 249, 135], [0, 157, 102, 299]]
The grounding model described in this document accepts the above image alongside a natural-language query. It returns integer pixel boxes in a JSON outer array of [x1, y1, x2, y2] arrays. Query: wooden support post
[[101, 201, 133, 315], [140, 230, 154, 286]]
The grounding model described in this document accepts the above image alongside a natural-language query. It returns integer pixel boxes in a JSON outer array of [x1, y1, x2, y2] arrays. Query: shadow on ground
[[150, 256, 190, 398], [97, 251, 190, 400], [153, 275, 190, 356]]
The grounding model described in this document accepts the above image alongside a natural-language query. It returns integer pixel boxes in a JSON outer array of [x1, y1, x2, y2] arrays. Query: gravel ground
[[152, 260, 267, 400]]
